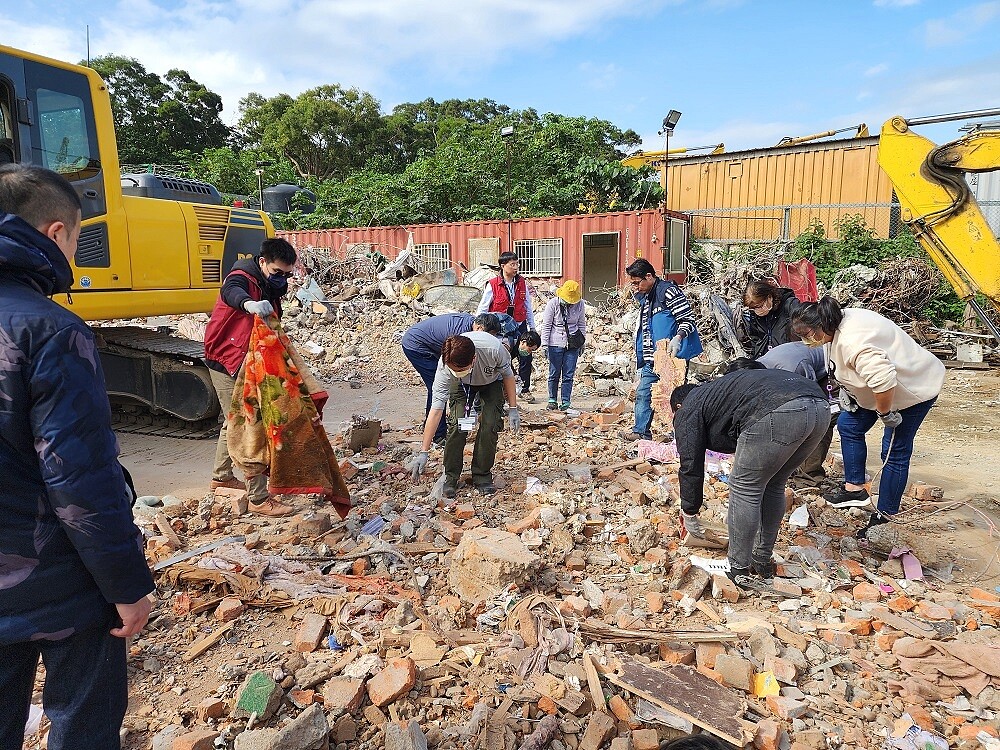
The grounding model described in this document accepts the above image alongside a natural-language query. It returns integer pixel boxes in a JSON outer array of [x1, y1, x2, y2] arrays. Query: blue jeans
[[0, 607, 127, 750], [403, 345, 446, 443], [727, 398, 831, 570], [546, 346, 580, 404], [837, 397, 936, 515], [631, 362, 659, 438]]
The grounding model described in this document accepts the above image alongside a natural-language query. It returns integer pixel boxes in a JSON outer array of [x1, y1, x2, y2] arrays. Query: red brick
[[695, 641, 726, 670], [214, 597, 244, 622], [821, 630, 856, 649], [959, 724, 999, 741], [580, 712, 618, 750], [712, 574, 740, 603], [173, 730, 220, 750], [970, 587, 1000, 602], [195, 697, 226, 721], [643, 547, 668, 566], [770, 578, 802, 597], [852, 582, 882, 602], [289, 689, 318, 707], [566, 555, 586, 571], [644, 592, 666, 613], [537, 696, 559, 715], [506, 508, 541, 534], [351, 558, 369, 576], [558, 596, 592, 617], [323, 678, 366, 712], [454, 503, 476, 520], [607, 694, 641, 729], [631, 728, 659, 750], [905, 704, 935, 731], [845, 615, 873, 636], [765, 695, 807, 720], [875, 632, 901, 651], [367, 658, 417, 707], [887, 595, 916, 612], [916, 601, 952, 620], [764, 656, 797, 684], [437, 520, 465, 544], [294, 613, 328, 653], [658, 643, 695, 665], [754, 719, 782, 750], [840, 559, 864, 578]]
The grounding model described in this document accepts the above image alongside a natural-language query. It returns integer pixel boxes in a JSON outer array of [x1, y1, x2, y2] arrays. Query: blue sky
[[4, 0, 999, 152]]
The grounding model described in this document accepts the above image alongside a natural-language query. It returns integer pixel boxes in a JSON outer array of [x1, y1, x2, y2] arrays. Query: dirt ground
[[120, 368, 1000, 590]]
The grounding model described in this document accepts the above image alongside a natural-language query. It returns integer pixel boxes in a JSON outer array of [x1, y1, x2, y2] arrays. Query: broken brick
[[294, 613, 328, 653], [715, 653, 753, 691], [754, 719, 782, 750], [213, 597, 244, 622], [712, 573, 740, 603], [607, 694, 640, 729], [852, 582, 882, 602], [658, 642, 695, 665], [195, 697, 226, 722], [322, 678, 366, 712], [695, 641, 726, 670], [821, 630, 856, 649], [630, 728, 659, 750], [367, 658, 417, 707], [580, 712, 617, 750], [454, 503, 476, 520], [765, 695, 808, 720], [173, 730, 219, 750]]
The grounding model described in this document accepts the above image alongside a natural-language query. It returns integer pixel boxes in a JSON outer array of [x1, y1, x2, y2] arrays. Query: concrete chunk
[[448, 528, 542, 603]]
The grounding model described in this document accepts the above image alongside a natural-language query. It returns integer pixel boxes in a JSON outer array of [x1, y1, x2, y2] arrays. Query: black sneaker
[[751, 556, 776, 584], [726, 566, 755, 594], [826, 487, 871, 509], [443, 482, 457, 499], [474, 482, 497, 496], [856, 514, 890, 539]]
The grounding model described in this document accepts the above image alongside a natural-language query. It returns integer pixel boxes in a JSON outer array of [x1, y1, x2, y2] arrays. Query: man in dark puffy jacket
[[204, 237, 298, 517], [0, 165, 154, 749]]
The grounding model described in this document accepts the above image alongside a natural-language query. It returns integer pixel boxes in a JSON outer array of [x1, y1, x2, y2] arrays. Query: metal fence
[[683, 201, 1000, 245]]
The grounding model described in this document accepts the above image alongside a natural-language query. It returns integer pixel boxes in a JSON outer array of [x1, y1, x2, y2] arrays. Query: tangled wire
[[296, 246, 380, 286], [829, 257, 940, 323]]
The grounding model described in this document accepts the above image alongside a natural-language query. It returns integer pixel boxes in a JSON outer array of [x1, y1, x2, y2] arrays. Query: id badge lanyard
[[826, 351, 841, 415]]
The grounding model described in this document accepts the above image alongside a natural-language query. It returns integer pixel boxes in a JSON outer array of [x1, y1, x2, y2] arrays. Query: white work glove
[[409, 450, 429, 481], [667, 334, 683, 357], [243, 299, 275, 317], [878, 410, 903, 429], [507, 407, 521, 433], [680, 510, 705, 539], [838, 388, 858, 413]]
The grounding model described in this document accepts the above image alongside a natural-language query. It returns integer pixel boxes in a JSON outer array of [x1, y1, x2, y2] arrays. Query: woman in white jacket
[[791, 297, 945, 538]]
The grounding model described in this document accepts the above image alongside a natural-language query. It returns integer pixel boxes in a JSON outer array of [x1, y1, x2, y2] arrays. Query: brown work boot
[[248, 498, 295, 517], [211, 477, 244, 491]]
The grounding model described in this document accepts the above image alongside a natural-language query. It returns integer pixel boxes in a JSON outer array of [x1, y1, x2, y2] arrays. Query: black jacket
[[741, 287, 801, 359], [673, 369, 825, 514]]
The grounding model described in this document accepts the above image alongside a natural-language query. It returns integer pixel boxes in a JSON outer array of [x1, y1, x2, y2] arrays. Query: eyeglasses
[[746, 299, 771, 311], [628, 276, 648, 287]]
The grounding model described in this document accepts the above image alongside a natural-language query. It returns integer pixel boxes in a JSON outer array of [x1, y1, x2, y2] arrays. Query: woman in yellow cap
[[540, 280, 587, 410]]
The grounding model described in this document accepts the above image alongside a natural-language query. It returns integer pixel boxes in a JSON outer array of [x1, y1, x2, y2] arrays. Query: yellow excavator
[[0, 44, 275, 434], [877, 109, 1000, 340]]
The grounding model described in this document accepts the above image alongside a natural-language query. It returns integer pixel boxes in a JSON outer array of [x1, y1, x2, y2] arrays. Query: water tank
[[263, 184, 316, 214]]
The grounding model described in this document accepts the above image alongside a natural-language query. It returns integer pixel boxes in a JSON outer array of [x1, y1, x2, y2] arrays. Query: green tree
[[238, 85, 388, 180], [84, 55, 230, 164]]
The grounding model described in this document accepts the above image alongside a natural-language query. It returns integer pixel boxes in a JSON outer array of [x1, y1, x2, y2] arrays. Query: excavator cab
[[0, 44, 276, 434]]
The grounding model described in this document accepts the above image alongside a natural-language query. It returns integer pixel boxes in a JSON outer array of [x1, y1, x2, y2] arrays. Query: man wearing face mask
[[204, 238, 298, 516], [410, 332, 519, 498]]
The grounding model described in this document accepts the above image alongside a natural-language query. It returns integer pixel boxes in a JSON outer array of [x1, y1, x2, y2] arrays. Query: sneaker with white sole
[[825, 487, 871, 508]]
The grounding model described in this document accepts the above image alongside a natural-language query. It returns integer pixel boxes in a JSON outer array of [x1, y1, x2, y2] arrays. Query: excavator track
[[94, 326, 222, 440]]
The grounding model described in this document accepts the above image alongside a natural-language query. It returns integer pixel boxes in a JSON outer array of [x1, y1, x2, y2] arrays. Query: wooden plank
[[183, 622, 235, 662], [485, 697, 514, 750], [583, 652, 607, 713], [153, 513, 184, 549], [606, 660, 746, 746], [870, 606, 938, 639]]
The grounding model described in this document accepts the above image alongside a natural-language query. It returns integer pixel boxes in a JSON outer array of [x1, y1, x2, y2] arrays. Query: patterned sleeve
[[28, 323, 155, 605], [662, 282, 695, 338]]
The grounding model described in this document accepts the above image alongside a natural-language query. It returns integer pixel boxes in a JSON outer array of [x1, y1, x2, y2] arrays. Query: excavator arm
[[877, 112, 1000, 339]]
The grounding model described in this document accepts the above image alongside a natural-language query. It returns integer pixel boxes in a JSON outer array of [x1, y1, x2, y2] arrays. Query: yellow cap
[[556, 280, 582, 305]]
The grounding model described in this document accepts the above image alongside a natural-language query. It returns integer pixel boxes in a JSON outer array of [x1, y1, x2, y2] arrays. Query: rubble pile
[[83, 384, 1000, 750]]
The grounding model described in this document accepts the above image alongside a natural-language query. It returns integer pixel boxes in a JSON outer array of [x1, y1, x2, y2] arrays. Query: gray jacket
[[540, 298, 586, 349], [430, 331, 514, 410]]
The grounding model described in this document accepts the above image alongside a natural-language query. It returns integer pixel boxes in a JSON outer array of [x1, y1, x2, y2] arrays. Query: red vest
[[204, 270, 281, 376], [487, 275, 528, 323]]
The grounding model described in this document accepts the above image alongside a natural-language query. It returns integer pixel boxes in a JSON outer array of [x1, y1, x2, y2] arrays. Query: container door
[[582, 232, 619, 304]]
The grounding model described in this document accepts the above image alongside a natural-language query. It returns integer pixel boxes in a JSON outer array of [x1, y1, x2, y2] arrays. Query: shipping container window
[[514, 238, 562, 277], [413, 242, 450, 272]]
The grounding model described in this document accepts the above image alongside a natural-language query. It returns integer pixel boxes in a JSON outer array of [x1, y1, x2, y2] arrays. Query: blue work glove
[[243, 300, 275, 317], [878, 410, 903, 429]]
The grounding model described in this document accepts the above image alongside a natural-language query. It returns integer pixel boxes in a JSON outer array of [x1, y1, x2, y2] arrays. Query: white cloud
[[874, 0, 920, 7], [864, 63, 889, 77], [5, 0, 671, 120], [579, 62, 623, 91], [924, 1, 1000, 47]]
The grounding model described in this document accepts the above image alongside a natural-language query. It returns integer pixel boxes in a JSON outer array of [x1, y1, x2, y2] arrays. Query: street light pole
[[658, 110, 682, 272], [500, 126, 515, 255], [255, 159, 273, 210]]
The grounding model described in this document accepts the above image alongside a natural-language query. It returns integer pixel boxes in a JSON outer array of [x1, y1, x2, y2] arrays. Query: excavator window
[[0, 79, 15, 165]]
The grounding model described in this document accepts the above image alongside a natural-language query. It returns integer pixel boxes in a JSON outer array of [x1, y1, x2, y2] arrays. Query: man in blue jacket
[[624, 258, 702, 441], [0, 165, 154, 749]]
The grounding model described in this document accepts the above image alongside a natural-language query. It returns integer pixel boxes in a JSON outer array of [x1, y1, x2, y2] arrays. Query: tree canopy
[[84, 55, 229, 165]]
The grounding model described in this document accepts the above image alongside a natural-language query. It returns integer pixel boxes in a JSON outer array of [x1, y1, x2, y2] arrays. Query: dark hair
[[791, 295, 844, 336], [0, 164, 81, 231], [625, 258, 656, 279], [669, 382, 699, 412], [725, 357, 766, 374], [661, 734, 736, 750], [260, 237, 297, 265], [473, 313, 501, 334], [498, 251, 518, 266], [519, 330, 541, 348], [442, 335, 476, 368], [744, 278, 782, 305]]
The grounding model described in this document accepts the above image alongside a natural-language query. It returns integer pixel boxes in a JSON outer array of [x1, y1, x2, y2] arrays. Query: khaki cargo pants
[[210, 368, 269, 503]]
